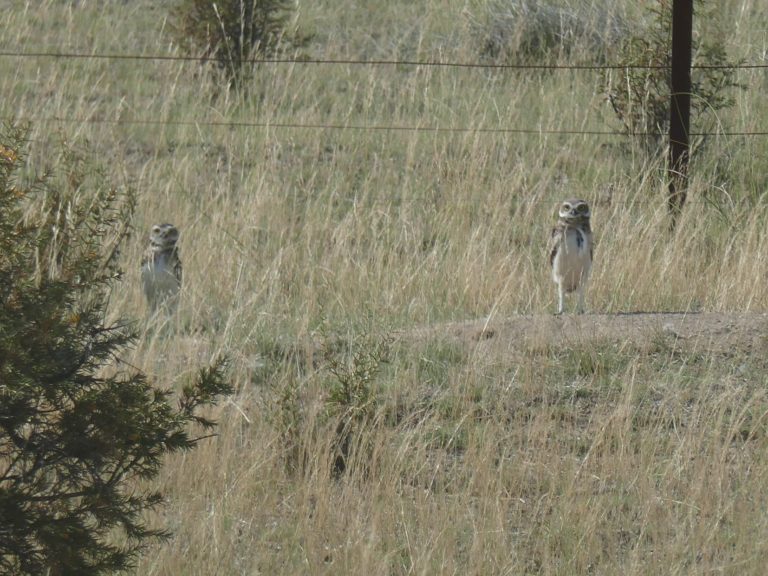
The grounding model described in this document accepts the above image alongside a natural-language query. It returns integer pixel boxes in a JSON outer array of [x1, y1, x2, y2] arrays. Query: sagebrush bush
[[171, 0, 308, 86], [466, 0, 626, 65], [603, 0, 743, 153], [324, 331, 391, 475], [0, 124, 232, 575]]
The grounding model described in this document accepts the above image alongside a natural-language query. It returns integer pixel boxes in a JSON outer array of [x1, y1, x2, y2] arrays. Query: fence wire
[[2, 47, 767, 137], [9, 116, 767, 139], [1, 49, 767, 71]]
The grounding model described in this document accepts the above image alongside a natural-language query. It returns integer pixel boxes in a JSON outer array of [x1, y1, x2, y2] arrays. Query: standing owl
[[141, 223, 182, 312], [548, 199, 593, 314]]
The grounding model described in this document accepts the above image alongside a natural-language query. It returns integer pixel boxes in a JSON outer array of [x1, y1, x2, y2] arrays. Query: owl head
[[149, 223, 180, 250], [558, 199, 591, 223]]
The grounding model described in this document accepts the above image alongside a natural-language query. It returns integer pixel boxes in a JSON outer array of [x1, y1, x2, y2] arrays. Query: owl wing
[[173, 253, 183, 285], [140, 248, 151, 269], [548, 224, 564, 267]]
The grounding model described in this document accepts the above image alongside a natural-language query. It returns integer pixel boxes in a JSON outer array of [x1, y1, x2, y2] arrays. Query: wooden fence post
[[668, 0, 694, 228]]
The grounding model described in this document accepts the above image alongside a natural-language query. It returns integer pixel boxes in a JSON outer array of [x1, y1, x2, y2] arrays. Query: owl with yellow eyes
[[140, 223, 182, 313], [548, 199, 593, 314]]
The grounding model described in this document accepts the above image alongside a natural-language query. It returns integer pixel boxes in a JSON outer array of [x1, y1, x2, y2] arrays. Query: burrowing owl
[[141, 223, 182, 312], [548, 199, 593, 314]]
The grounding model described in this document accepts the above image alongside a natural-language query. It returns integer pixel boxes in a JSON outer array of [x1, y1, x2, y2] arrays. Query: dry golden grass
[[3, 0, 768, 573]]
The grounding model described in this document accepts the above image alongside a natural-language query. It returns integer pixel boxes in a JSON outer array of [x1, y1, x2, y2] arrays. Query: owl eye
[[562, 203, 571, 211], [577, 204, 589, 213]]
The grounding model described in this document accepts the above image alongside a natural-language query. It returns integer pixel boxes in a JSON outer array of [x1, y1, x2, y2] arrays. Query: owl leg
[[576, 284, 586, 314], [556, 282, 565, 315]]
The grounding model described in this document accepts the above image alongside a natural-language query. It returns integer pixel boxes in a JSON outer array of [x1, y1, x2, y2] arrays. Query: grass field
[[3, 0, 768, 573]]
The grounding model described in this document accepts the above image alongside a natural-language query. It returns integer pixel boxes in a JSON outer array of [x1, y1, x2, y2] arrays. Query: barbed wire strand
[[16, 116, 768, 138], [1, 49, 767, 71]]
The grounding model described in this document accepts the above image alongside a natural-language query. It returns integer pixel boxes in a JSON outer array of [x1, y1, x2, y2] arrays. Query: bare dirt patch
[[411, 312, 768, 357]]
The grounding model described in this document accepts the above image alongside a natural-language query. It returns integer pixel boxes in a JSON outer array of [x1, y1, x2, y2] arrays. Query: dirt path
[[413, 313, 768, 356]]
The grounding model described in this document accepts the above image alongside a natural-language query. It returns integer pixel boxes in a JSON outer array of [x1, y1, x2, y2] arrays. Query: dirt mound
[[414, 312, 768, 356]]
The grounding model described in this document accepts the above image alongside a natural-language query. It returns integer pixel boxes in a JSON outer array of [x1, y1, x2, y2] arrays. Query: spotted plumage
[[141, 223, 182, 312], [548, 199, 593, 314]]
